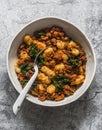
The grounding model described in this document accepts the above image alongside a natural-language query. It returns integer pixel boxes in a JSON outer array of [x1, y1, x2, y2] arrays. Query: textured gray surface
[[0, 0, 102, 130]]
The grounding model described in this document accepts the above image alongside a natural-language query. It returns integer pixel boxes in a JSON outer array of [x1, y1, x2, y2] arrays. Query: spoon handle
[[13, 67, 38, 115]]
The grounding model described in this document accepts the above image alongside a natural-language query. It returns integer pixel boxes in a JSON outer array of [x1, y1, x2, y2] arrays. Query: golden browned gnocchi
[[62, 54, 68, 62], [14, 60, 21, 73], [34, 40, 46, 50], [41, 66, 55, 77], [37, 84, 45, 91], [68, 41, 78, 48], [71, 48, 80, 56], [24, 35, 33, 45], [19, 50, 30, 60], [47, 84, 56, 94], [71, 75, 85, 85], [54, 63, 65, 72], [15, 26, 87, 102], [56, 40, 66, 49], [37, 72, 51, 84], [43, 47, 54, 57]]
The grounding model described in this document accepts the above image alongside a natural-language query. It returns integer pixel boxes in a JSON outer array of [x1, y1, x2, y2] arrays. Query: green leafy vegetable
[[35, 31, 46, 39], [52, 75, 71, 92], [21, 80, 28, 87], [37, 54, 46, 66], [68, 56, 82, 68], [29, 43, 38, 58], [20, 63, 32, 76]]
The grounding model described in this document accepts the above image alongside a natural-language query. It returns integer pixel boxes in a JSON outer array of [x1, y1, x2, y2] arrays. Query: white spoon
[[13, 49, 45, 115]]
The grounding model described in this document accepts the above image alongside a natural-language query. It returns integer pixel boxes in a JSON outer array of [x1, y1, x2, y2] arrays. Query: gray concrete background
[[0, 0, 102, 130]]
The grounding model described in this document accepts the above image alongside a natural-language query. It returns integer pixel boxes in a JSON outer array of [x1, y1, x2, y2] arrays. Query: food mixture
[[14, 26, 87, 101]]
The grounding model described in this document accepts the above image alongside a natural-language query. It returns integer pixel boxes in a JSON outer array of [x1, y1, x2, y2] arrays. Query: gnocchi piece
[[37, 72, 51, 84], [79, 65, 86, 74], [54, 63, 65, 72], [24, 35, 33, 45], [14, 60, 21, 73], [47, 84, 56, 94], [19, 50, 30, 60], [56, 40, 66, 49], [33, 39, 46, 50], [35, 41, 46, 50], [43, 47, 54, 58], [72, 75, 85, 85], [79, 66, 83, 74], [15, 67, 21, 74], [37, 84, 45, 91], [53, 31, 59, 37], [68, 41, 78, 48], [41, 66, 55, 77], [71, 48, 80, 56], [62, 54, 68, 62]]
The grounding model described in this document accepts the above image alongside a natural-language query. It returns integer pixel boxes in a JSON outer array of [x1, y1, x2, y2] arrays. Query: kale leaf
[[29, 43, 38, 58], [52, 75, 71, 92], [37, 54, 46, 66], [34, 31, 46, 39], [20, 63, 32, 76], [21, 80, 28, 87], [68, 56, 82, 68]]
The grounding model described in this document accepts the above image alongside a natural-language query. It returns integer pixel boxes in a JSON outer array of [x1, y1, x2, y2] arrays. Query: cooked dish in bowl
[[14, 26, 87, 101]]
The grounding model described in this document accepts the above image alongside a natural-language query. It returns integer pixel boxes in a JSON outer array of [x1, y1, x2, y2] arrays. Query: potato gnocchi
[[15, 26, 87, 101]]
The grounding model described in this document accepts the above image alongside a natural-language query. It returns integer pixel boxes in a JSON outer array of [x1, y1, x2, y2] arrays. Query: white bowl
[[7, 17, 96, 107]]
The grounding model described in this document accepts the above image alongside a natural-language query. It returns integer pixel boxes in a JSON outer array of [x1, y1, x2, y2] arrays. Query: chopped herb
[[52, 75, 71, 92], [21, 80, 28, 87], [20, 63, 33, 76], [37, 54, 46, 66], [68, 56, 82, 68], [29, 43, 38, 58]]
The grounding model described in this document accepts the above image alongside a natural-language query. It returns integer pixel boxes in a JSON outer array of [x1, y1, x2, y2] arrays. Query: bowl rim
[[7, 16, 96, 107]]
